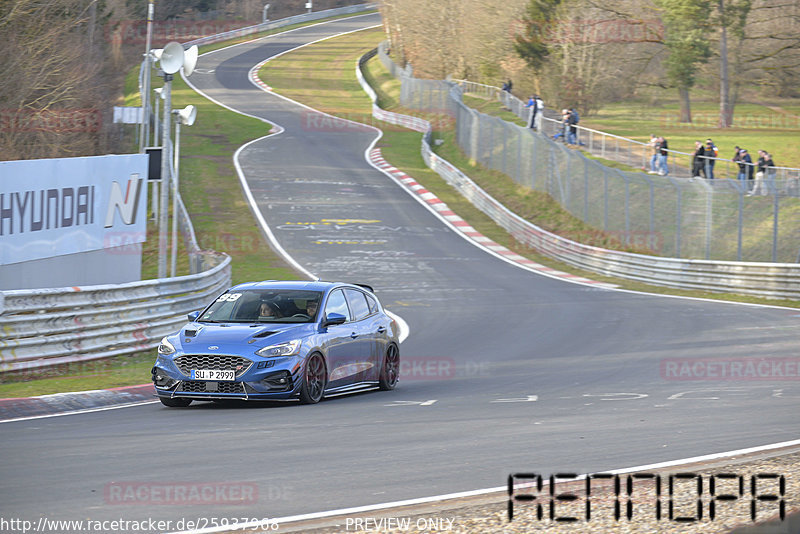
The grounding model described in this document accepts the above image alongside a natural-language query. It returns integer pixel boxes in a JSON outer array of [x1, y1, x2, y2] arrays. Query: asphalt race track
[[2, 13, 799, 529]]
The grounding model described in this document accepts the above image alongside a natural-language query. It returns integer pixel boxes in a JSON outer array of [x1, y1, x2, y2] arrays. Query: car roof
[[228, 280, 372, 293]]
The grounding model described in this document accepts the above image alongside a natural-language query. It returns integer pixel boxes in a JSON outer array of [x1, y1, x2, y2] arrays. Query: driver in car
[[259, 301, 282, 319]]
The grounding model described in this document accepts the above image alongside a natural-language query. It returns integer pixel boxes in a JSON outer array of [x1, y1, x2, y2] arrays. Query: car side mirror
[[187, 310, 200, 322], [322, 312, 347, 327]]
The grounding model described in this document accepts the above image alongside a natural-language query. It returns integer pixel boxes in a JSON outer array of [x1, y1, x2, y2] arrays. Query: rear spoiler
[[353, 283, 375, 293]]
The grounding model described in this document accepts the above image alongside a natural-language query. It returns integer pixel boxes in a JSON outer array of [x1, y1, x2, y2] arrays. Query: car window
[[200, 289, 322, 323], [366, 293, 379, 314], [324, 289, 351, 321], [345, 289, 370, 321]]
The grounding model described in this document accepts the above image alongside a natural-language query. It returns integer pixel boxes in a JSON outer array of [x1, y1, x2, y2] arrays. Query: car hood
[[170, 322, 315, 353]]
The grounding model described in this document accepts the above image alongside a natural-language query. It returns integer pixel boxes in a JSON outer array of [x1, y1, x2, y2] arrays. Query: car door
[[322, 288, 357, 390], [365, 291, 391, 376], [343, 288, 381, 382]]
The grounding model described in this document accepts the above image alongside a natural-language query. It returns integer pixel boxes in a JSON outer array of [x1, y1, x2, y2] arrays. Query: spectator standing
[[525, 95, 537, 129], [751, 150, 768, 195], [534, 95, 544, 130], [692, 141, 707, 178], [567, 108, 579, 145], [647, 134, 660, 174], [733, 146, 746, 180], [751, 150, 776, 196], [657, 136, 669, 175], [560, 109, 570, 142], [704, 138, 718, 179], [740, 149, 754, 183]]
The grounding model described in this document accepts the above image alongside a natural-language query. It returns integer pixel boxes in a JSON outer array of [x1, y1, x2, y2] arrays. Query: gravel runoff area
[[269, 447, 800, 534]]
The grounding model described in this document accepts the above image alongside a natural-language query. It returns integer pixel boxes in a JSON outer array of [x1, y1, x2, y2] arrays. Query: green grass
[[0, 354, 157, 397], [196, 11, 377, 56], [582, 91, 800, 170]]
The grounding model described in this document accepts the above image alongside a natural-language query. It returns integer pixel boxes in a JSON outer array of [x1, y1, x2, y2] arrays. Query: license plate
[[191, 369, 235, 381]]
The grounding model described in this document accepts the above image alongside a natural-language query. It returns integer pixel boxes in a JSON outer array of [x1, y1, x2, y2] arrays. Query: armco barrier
[[0, 255, 231, 373], [361, 46, 800, 300], [184, 3, 377, 48]]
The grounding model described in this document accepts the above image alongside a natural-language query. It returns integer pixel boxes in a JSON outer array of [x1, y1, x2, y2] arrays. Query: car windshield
[[198, 289, 323, 324]]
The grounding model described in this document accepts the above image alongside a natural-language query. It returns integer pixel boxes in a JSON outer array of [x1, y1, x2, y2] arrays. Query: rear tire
[[159, 397, 192, 407], [299, 353, 327, 404], [378, 344, 399, 391]]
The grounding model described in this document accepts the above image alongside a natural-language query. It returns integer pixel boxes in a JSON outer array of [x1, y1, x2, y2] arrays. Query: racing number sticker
[[216, 293, 242, 302]]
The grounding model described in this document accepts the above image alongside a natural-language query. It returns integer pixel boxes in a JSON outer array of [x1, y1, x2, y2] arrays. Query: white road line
[[167, 438, 800, 534], [0, 400, 159, 424]]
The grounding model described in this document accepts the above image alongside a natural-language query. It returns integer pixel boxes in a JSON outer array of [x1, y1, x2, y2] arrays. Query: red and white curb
[[249, 58, 273, 91], [369, 148, 617, 288]]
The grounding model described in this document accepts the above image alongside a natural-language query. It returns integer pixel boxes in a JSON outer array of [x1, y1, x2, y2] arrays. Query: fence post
[[584, 158, 589, 221], [773, 189, 779, 262], [603, 167, 609, 231], [502, 119, 508, 175], [624, 173, 630, 238], [737, 190, 744, 261], [705, 182, 713, 260]]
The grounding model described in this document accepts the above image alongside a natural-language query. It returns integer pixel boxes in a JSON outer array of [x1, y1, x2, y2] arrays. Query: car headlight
[[256, 340, 301, 358], [158, 337, 176, 355]]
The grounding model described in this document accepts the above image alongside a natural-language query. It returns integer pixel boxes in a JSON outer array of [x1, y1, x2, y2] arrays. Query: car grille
[[174, 354, 253, 378], [179, 381, 246, 394]]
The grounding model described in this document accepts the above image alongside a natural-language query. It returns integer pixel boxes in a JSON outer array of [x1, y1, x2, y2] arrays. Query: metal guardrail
[[0, 255, 231, 373], [184, 3, 378, 48], [362, 45, 800, 299]]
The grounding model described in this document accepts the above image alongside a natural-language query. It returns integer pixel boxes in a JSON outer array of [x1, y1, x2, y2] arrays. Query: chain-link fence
[[457, 79, 800, 186], [379, 45, 800, 263]]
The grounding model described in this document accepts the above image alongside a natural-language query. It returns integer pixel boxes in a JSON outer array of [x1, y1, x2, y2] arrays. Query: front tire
[[159, 397, 192, 407], [378, 344, 399, 391], [299, 353, 327, 404]]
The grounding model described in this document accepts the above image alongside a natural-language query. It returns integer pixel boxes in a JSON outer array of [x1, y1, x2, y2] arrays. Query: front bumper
[[152, 353, 302, 401]]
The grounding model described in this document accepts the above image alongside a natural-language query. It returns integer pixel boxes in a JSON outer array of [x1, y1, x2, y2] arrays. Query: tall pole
[[140, 1, 155, 152], [151, 88, 161, 222], [170, 116, 180, 278], [158, 74, 172, 279], [153, 88, 161, 143]]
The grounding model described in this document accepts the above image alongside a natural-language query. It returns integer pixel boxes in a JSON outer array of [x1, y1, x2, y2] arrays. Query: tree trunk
[[88, 0, 96, 46], [718, 0, 732, 127], [679, 86, 692, 123]]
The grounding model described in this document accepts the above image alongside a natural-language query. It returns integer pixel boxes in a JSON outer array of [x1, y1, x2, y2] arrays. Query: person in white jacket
[[534, 95, 544, 130]]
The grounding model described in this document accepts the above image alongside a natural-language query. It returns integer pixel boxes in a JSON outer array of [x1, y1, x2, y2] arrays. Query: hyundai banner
[[0, 154, 149, 265]]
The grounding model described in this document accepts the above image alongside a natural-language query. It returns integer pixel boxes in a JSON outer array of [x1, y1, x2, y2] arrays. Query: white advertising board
[[0, 154, 149, 265]]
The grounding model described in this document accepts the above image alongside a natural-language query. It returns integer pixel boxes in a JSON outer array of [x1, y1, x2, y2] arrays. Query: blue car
[[151, 280, 400, 406]]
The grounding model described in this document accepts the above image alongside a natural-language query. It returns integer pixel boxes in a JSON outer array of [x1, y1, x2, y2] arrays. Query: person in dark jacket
[[657, 136, 669, 175], [733, 146, 745, 180], [692, 141, 707, 178], [567, 108, 579, 145], [750, 150, 776, 196], [739, 149, 754, 182], [704, 138, 718, 179]]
